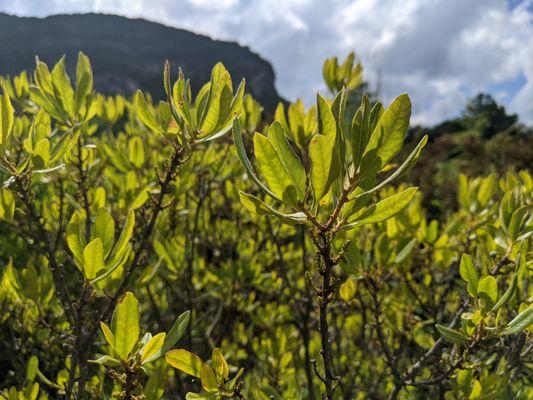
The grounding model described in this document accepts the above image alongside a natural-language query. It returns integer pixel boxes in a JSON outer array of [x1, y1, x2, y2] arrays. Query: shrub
[[0, 52, 531, 400]]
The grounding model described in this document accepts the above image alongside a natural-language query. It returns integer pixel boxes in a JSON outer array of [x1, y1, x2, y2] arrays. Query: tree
[[463, 93, 518, 138]]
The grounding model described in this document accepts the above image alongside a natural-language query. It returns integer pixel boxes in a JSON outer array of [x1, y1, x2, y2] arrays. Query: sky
[[1, 0, 532, 126]]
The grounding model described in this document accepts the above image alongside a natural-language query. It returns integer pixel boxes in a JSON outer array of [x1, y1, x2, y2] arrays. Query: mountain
[[0, 13, 282, 111]]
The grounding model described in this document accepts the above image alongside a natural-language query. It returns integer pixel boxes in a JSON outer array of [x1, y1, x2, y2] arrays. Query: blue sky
[[1, 0, 532, 125]]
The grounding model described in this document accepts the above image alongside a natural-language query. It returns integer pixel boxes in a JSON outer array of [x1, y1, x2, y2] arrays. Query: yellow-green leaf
[[348, 187, 418, 226], [363, 94, 411, 171], [83, 238, 104, 280], [165, 349, 204, 378], [0, 83, 14, 144], [436, 324, 468, 344], [100, 321, 115, 349], [267, 122, 306, 199], [110, 209, 135, 264], [51, 57, 75, 118], [67, 212, 85, 269], [316, 93, 336, 137], [75, 52, 93, 116], [253, 132, 298, 205], [112, 292, 140, 361], [309, 133, 336, 202], [141, 332, 166, 364], [135, 91, 164, 134], [128, 136, 145, 168], [93, 208, 115, 259], [502, 307, 533, 335], [200, 364, 218, 392], [477, 276, 498, 307], [459, 254, 478, 298], [211, 348, 229, 381]]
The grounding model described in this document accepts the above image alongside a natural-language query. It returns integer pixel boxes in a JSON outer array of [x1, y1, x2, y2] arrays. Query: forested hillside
[[0, 13, 281, 110]]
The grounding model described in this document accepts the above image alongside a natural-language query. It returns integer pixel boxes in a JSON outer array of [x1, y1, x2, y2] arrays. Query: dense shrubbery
[[0, 52, 531, 400]]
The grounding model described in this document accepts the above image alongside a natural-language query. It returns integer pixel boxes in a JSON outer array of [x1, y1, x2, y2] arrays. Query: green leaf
[[33, 139, 51, 169], [112, 292, 140, 361], [323, 57, 336, 92], [51, 57, 75, 118], [100, 321, 115, 348], [67, 212, 85, 269], [469, 380, 482, 399], [508, 206, 529, 242], [93, 208, 115, 259], [165, 349, 204, 378], [50, 125, 80, 164], [128, 136, 145, 168], [459, 254, 478, 298], [26, 356, 38, 382], [162, 310, 190, 353], [502, 307, 533, 335], [339, 278, 357, 301], [309, 133, 336, 202], [88, 355, 121, 367], [254, 131, 298, 206], [142, 310, 192, 364], [211, 348, 229, 381], [362, 94, 411, 172], [347, 187, 418, 227], [351, 94, 371, 171], [141, 332, 166, 364], [267, 122, 306, 199], [75, 52, 93, 117], [226, 368, 244, 391], [91, 245, 132, 285], [75, 52, 93, 95], [274, 103, 289, 132], [490, 275, 517, 313], [287, 100, 305, 148], [351, 135, 428, 201], [477, 276, 498, 307], [309, 94, 341, 203], [232, 118, 282, 202], [135, 91, 164, 134], [172, 72, 194, 129], [476, 174, 496, 207], [31, 85, 66, 121], [0, 188, 15, 222], [395, 237, 417, 264], [199, 63, 230, 135], [198, 83, 220, 135], [436, 324, 469, 344], [499, 189, 519, 234], [0, 83, 14, 144], [109, 210, 135, 264], [239, 191, 306, 224], [83, 238, 104, 280], [201, 365, 219, 392], [228, 78, 245, 118], [316, 93, 336, 137], [185, 393, 218, 400]]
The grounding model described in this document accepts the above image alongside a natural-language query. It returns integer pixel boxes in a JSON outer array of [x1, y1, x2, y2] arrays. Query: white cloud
[[1, 0, 532, 124]]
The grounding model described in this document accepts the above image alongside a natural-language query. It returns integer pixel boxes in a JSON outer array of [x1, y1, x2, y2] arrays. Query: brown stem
[[315, 231, 337, 400], [299, 226, 317, 400]]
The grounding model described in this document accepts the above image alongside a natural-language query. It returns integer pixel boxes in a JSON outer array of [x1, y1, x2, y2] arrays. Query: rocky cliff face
[[0, 13, 281, 111]]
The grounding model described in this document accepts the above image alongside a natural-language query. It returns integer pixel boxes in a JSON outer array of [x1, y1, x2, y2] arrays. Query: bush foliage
[[0, 52, 531, 400]]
